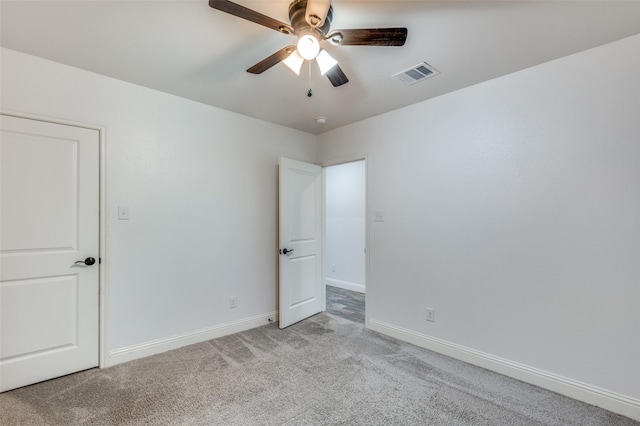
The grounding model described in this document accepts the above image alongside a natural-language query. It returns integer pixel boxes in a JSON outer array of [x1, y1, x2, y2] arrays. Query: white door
[[0, 115, 100, 392], [279, 157, 323, 328]]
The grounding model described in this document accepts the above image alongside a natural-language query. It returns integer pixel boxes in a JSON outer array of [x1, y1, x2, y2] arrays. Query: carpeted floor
[[1, 299, 637, 425]]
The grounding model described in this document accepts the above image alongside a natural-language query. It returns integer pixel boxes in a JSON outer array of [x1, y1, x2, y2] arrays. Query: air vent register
[[393, 62, 439, 85]]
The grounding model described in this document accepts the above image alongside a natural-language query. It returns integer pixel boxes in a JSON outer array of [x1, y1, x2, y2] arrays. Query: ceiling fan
[[209, 0, 408, 87]]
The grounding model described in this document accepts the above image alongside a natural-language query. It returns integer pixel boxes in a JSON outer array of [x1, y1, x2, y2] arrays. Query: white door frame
[[1, 109, 109, 368], [320, 156, 369, 327]]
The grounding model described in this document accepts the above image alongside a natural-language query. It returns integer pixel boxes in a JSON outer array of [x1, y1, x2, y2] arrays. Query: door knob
[[281, 248, 294, 255], [75, 257, 96, 266]]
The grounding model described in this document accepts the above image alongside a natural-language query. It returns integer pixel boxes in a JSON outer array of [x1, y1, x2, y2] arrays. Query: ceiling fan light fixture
[[209, 0, 408, 88], [297, 34, 320, 60], [316, 49, 338, 76], [283, 49, 304, 75]]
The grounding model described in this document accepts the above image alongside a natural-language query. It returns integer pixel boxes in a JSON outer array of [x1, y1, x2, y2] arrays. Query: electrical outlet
[[230, 296, 237, 309], [426, 307, 435, 322], [374, 210, 385, 222], [331, 264, 336, 272]]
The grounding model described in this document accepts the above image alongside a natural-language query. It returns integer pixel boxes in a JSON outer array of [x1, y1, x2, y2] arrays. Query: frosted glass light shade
[[283, 50, 304, 75], [297, 34, 320, 60], [316, 49, 338, 75]]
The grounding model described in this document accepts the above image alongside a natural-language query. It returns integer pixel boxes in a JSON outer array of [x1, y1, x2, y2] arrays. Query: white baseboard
[[326, 278, 365, 293], [107, 312, 276, 367], [368, 319, 640, 422]]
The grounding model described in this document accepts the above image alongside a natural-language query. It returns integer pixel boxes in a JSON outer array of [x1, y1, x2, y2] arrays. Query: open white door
[[0, 115, 100, 391], [279, 157, 323, 328]]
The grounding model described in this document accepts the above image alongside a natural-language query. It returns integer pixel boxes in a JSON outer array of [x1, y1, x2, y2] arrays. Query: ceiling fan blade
[[247, 45, 296, 74], [305, 0, 331, 28], [328, 28, 408, 46], [325, 64, 349, 87], [209, 0, 294, 34]]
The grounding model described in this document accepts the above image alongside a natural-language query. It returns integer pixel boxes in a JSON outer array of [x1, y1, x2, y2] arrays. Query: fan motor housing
[[289, 0, 333, 38]]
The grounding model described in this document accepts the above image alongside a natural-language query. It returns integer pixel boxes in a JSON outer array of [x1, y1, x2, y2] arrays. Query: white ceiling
[[2, 1, 640, 134]]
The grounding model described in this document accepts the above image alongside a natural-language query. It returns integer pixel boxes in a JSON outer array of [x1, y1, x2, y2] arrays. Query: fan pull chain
[[307, 61, 313, 97]]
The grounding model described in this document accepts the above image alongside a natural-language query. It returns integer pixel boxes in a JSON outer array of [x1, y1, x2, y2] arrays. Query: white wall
[[317, 35, 640, 419], [1, 48, 316, 362], [325, 161, 366, 293]]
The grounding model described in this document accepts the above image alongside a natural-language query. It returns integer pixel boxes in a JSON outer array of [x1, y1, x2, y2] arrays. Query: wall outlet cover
[[426, 308, 435, 322]]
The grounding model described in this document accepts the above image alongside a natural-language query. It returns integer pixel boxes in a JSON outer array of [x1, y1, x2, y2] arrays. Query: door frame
[[1, 109, 109, 368], [320, 156, 369, 327]]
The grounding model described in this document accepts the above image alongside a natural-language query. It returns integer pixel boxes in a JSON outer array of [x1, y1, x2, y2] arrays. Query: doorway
[[324, 160, 366, 323]]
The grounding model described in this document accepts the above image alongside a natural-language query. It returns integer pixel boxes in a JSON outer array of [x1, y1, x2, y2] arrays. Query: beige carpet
[[1, 313, 636, 425]]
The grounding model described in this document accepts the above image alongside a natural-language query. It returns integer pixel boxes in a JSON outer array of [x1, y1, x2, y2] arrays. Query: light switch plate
[[118, 205, 130, 220], [374, 210, 385, 222]]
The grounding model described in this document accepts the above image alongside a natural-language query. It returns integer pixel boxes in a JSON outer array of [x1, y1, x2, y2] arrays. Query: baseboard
[[107, 312, 276, 367], [326, 278, 365, 293], [368, 319, 640, 422]]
